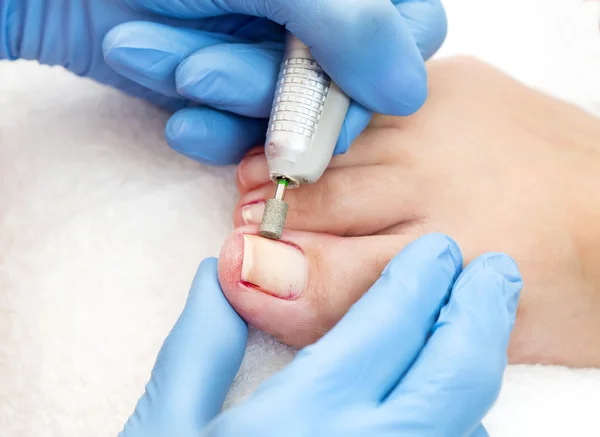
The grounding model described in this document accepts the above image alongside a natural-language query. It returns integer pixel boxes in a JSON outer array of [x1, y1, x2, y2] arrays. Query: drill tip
[[274, 178, 288, 200], [259, 199, 289, 239], [259, 178, 290, 239]]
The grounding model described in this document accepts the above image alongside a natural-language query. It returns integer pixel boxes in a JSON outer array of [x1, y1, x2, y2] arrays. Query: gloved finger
[[166, 107, 267, 165], [334, 102, 372, 155], [114, 81, 188, 112], [328, 0, 448, 149], [282, 233, 462, 402], [121, 258, 248, 435], [127, 0, 427, 116], [381, 253, 522, 436], [328, 0, 447, 150], [393, 0, 447, 60], [195, 15, 285, 41], [102, 21, 241, 98], [175, 42, 283, 118]]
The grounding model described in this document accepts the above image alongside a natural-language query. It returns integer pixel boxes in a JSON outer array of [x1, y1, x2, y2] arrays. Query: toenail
[[238, 154, 270, 189], [241, 234, 307, 299], [241, 202, 265, 224]]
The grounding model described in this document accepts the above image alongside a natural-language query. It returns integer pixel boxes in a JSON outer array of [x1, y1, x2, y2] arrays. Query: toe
[[236, 146, 267, 194], [218, 226, 414, 347], [236, 153, 270, 194], [235, 122, 401, 195], [234, 163, 424, 236]]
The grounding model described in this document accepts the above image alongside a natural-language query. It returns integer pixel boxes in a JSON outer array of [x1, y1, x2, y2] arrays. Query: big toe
[[218, 226, 414, 348]]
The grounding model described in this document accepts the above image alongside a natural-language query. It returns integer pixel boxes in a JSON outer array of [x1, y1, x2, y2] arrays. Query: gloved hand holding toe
[[122, 235, 521, 437], [207, 234, 522, 437]]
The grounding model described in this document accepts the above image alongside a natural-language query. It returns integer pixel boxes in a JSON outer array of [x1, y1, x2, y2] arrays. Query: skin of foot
[[218, 56, 600, 368]]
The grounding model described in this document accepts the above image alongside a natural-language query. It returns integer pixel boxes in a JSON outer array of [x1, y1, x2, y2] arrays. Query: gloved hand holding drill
[[0, 0, 446, 163]]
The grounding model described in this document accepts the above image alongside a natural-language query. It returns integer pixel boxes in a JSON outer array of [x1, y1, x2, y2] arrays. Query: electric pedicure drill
[[259, 32, 351, 240]]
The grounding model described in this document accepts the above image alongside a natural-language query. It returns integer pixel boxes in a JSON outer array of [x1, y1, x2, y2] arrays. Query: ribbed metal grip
[[264, 33, 350, 188], [268, 58, 331, 140]]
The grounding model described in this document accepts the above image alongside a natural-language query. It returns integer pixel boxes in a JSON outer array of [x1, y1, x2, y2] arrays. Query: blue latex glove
[[119, 258, 247, 437], [122, 234, 521, 437], [0, 0, 447, 164], [102, 0, 447, 162]]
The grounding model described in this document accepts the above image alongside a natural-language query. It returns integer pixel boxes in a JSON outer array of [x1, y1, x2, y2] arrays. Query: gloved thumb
[[120, 258, 248, 437]]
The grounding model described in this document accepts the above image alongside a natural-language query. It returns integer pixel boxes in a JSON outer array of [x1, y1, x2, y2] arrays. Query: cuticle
[[241, 200, 265, 208], [241, 232, 305, 255]]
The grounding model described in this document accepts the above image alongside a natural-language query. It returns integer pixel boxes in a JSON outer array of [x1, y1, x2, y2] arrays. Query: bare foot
[[219, 56, 600, 367]]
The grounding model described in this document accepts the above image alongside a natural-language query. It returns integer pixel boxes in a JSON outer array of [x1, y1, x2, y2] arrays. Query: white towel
[[1, 0, 599, 435]]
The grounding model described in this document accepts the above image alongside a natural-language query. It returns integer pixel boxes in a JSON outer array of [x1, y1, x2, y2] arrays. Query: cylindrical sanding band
[[259, 199, 289, 240]]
